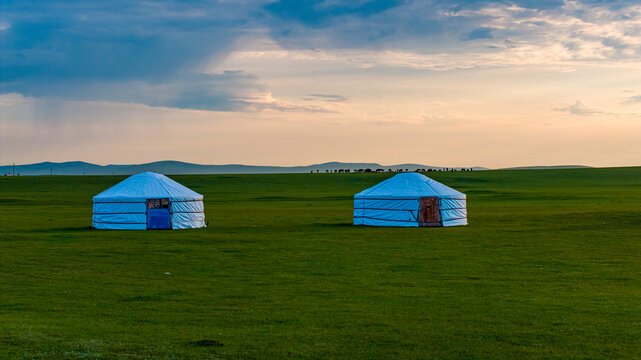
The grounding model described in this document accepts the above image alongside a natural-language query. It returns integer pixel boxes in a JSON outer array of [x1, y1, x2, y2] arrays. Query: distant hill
[[500, 165, 591, 170], [0, 161, 487, 176]]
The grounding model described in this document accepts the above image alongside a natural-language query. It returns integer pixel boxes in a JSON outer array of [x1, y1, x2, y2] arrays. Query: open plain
[[1, 168, 640, 359]]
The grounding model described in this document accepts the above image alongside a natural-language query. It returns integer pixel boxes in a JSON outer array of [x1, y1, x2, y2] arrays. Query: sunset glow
[[2, 1, 640, 168]]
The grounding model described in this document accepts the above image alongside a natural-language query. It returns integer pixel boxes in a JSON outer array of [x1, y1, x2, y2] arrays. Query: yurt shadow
[[34, 226, 94, 233], [311, 222, 354, 228]]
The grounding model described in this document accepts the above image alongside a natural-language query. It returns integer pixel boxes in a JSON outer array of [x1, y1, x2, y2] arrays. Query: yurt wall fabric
[[92, 172, 205, 230], [353, 173, 467, 227], [170, 199, 205, 229]]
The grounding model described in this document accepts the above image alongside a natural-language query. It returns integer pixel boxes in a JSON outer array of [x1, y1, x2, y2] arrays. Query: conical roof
[[355, 172, 465, 199], [93, 172, 202, 202]]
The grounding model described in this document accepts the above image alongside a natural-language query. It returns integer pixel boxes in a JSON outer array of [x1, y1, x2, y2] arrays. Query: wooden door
[[419, 197, 442, 227]]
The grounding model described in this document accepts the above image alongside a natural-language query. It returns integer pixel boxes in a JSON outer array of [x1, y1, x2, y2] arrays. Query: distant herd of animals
[[311, 168, 474, 173]]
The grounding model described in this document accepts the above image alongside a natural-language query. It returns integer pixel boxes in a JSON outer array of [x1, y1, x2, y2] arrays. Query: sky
[[1, 0, 640, 168]]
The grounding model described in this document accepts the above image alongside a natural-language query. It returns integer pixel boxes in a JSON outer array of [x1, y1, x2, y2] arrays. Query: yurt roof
[[355, 172, 465, 199], [93, 172, 202, 202]]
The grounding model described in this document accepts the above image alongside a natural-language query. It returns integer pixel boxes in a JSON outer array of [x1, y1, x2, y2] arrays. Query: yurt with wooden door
[[93, 172, 205, 230], [353, 173, 467, 227]]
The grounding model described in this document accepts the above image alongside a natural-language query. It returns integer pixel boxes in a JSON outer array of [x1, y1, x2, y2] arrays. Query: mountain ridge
[[0, 161, 486, 175]]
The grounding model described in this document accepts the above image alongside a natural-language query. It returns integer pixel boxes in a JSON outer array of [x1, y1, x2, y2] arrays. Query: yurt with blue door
[[93, 172, 205, 230], [354, 173, 467, 227]]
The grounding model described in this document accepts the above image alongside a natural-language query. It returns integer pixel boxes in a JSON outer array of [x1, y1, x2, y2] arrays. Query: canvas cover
[[93, 172, 205, 230], [353, 173, 467, 227]]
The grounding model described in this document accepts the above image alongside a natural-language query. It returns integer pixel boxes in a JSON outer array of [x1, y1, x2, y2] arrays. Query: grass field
[[1, 168, 640, 359]]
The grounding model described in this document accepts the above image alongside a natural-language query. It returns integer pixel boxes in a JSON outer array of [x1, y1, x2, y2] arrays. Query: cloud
[[1, 2, 247, 83], [0, 1, 263, 109], [239, 92, 336, 112], [556, 99, 641, 118], [464, 27, 493, 40], [223, 1, 641, 72], [1, 70, 332, 113], [2, 70, 255, 111], [0, 0, 348, 112], [622, 95, 641, 105], [303, 94, 347, 102], [264, 0, 403, 27], [555, 101, 606, 116], [5, 0, 641, 110]]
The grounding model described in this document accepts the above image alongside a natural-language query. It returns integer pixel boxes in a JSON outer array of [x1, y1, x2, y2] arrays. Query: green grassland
[[1, 168, 640, 359]]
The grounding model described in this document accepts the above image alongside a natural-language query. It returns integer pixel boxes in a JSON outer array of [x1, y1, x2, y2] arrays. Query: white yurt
[[93, 172, 205, 230], [354, 173, 467, 227]]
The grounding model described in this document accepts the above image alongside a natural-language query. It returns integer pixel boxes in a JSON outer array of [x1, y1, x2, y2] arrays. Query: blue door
[[147, 199, 171, 229]]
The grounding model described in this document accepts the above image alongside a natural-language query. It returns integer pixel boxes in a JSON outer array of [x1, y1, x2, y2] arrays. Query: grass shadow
[[34, 226, 95, 233], [187, 339, 224, 347]]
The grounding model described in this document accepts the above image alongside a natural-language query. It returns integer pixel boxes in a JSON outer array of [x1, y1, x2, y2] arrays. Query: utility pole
[[13, 163, 15, 176]]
